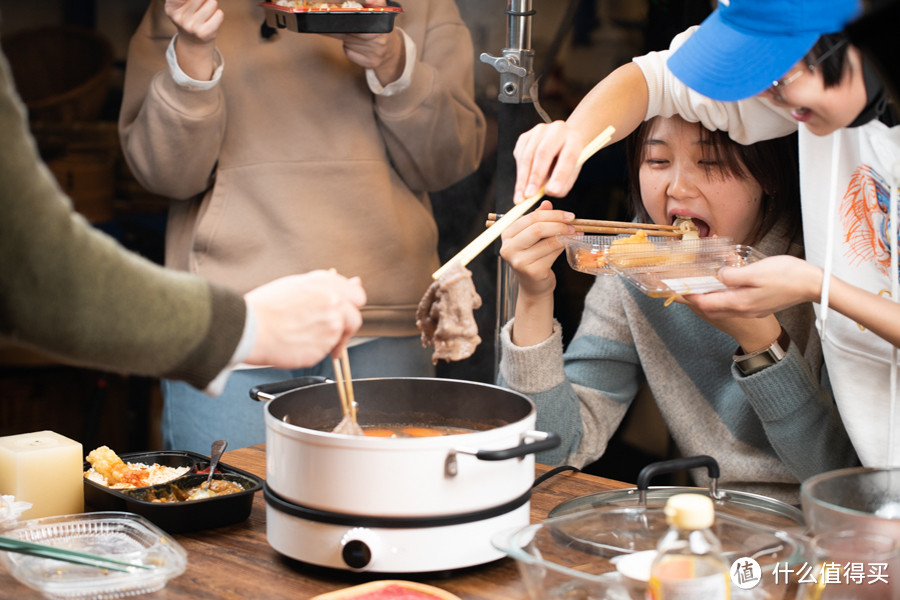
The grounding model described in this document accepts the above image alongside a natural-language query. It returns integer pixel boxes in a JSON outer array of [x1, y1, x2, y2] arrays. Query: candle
[[0, 431, 84, 519]]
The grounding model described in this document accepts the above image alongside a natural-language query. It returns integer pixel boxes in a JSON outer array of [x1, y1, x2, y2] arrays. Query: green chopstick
[[0, 535, 156, 572]]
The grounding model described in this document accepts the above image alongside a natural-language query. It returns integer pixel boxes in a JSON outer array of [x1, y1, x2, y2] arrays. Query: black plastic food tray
[[260, 2, 402, 34], [83, 450, 263, 533]]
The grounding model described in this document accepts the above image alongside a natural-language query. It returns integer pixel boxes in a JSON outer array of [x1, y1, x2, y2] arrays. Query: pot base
[[265, 489, 531, 573]]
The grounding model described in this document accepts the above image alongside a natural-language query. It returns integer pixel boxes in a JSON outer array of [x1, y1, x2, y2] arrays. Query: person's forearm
[[567, 62, 650, 146], [119, 33, 225, 200], [740, 349, 860, 480], [827, 276, 900, 347], [173, 36, 217, 81], [510, 292, 555, 347], [373, 13, 485, 192], [726, 315, 784, 354]]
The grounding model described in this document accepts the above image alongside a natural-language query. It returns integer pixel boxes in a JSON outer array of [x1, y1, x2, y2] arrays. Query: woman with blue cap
[[511, 0, 900, 468]]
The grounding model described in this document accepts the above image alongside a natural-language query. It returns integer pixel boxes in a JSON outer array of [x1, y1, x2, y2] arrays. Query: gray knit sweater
[[498, 225, 859, 504]]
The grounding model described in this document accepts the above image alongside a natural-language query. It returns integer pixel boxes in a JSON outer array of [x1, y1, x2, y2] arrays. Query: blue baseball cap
[[667, 0, 862, 101]]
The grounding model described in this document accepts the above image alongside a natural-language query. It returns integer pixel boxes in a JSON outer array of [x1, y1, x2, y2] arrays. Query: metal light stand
[[480, 1, 542, 377]]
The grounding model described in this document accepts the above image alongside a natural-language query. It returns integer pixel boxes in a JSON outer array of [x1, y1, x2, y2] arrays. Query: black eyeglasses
[[768, 38, 848, 102]]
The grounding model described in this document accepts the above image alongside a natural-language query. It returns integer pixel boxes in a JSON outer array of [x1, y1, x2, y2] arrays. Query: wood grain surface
[[0, 445, 632, 600]]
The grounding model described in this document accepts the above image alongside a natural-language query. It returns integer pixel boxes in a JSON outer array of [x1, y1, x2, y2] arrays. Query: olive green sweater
[[0, 47, 245, 389]]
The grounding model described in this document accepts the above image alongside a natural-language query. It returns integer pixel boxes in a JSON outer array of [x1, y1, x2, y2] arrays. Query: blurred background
[[0, 0, 712, 482]]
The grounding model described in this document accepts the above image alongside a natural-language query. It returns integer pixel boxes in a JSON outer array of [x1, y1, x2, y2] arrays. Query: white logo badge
[[730, 557, 762, 590]]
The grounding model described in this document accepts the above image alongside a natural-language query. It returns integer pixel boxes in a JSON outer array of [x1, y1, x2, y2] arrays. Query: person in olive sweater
[[0, 46, 365, 394]]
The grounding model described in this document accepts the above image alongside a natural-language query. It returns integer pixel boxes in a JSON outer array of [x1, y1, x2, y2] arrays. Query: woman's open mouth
[[790, 107, 812, 122], [672, 216, 710, 237]]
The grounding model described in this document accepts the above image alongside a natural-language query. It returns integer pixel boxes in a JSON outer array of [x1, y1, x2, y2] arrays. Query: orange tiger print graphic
[[841, 164, 894, 280]]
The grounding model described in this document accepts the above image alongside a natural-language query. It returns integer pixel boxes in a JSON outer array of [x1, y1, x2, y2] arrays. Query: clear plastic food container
[[560, 234, 627, 276], [560, 235, 764, 298], [0, 511, 187, 599]]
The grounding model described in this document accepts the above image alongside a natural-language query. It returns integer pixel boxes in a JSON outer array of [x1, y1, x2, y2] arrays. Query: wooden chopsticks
[[432, 125, 616, 280], [485, 214, 685, 237], [0, 535, 156, 572], [332, 347, 357, 423]]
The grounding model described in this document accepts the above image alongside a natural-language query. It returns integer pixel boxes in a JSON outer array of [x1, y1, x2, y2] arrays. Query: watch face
[[736, 353, 776, 376], [734, 328, 790, 375]]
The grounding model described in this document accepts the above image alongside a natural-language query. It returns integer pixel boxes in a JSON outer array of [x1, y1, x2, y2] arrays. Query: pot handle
[[635, 455, 723, 502], [444, 431, 559, 477], [474, 430, 560, 461], [451, 430, 560, 463], [249, 376, 330, 401]]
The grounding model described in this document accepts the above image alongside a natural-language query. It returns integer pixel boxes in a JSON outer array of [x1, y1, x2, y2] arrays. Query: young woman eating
[[496, 115, 858, 504]]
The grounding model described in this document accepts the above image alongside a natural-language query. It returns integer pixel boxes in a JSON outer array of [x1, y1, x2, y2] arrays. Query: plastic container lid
[[664, 493, 715, 530], [0, 511, 187, 599]]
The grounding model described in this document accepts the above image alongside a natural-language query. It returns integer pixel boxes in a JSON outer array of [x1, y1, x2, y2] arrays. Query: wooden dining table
[[0, 444, 633, 600]]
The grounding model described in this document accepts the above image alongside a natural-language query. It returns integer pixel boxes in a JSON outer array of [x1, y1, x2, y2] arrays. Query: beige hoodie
[[119, 0, 485, 338]]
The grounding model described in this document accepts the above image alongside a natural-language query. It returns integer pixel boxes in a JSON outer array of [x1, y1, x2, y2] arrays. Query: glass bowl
[[801, 467, 900, 537], [492, 503, 807, 600]]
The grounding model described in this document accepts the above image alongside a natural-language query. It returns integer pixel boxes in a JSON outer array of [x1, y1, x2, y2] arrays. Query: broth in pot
[[359, 424, 474, 438]]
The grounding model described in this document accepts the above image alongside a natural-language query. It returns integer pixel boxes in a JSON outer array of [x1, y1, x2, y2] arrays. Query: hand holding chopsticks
[[432, 125, 616, 280], [0, 535, 156, 572]]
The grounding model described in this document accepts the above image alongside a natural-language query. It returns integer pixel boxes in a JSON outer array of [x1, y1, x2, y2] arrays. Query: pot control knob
[[342, 540, 370, 569], [340, 528, 380, 571]]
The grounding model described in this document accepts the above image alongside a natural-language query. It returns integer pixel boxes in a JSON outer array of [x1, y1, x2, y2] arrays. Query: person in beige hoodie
[[119, 0, 485, 452]]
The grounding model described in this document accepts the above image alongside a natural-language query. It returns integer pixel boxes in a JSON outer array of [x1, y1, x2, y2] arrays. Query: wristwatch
[[733, 327, 791, 376]]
